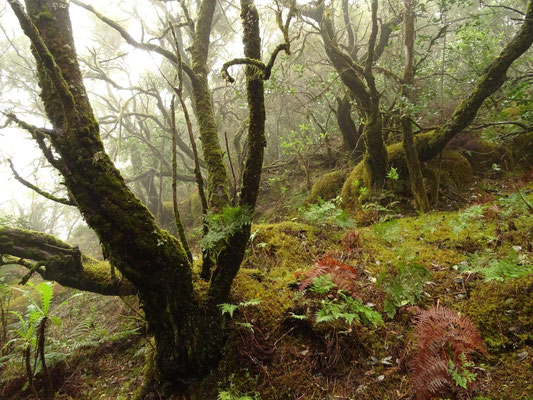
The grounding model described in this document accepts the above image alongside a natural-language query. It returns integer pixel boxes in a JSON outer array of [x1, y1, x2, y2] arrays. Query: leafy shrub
[[410, 306, 488, 400]]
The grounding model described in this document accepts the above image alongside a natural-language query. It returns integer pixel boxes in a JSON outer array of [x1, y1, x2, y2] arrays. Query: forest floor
[[1, 166, 532, 400]]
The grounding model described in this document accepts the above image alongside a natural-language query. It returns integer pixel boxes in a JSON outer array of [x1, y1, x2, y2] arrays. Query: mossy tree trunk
[[304, 0, 398, 189], [417, 0, 533, 162], [341, 0, 533, 206], [400, 0, 429, 212], [4, 0, 282, 397]]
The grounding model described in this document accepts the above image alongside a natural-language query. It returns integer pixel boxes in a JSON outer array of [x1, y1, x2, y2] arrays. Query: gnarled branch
[[0, 225, 135, 295]]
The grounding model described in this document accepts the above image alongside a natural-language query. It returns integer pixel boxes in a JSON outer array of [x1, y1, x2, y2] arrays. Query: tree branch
[[7, 0, 77, 117], [264, 43, 290, 79], [0, 226, 135, 295], [221, 57, 266, 83], [71, 0, 197, 83], [7, 159, 74, 206], [3, 112, 67, 174]]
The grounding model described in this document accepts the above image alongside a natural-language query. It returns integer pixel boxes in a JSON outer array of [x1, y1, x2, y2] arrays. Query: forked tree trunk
[[5, 0, 273, 397]]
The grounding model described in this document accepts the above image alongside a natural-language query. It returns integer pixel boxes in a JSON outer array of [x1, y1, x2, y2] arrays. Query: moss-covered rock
[[307, 169, 350, 203], [465, 275, 533, 352], [340, 141, 475, 208], [424, 150, 473, 198]]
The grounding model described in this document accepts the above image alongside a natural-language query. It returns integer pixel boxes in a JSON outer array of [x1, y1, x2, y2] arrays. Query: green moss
[[465, 275, 533, 352], [340, 141, 475, 209], [245, 221, 318, 272], [308, 170, 350, 204], [425, 150, 473, 197], [36, 5, 54, 21], [340, 162, 365, 208]]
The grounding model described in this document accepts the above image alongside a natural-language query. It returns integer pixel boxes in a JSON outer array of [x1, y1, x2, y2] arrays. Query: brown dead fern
[[410, 306, 488, 400], [299, 255, 360, 298]]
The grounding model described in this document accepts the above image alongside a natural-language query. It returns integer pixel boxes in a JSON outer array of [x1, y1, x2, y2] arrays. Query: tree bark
[[0, 225, 135, 295], [400, 0, 429, 212], [307, 0, 397, 188], [335, 94, 363, 155], [419, 0, 533, 160]]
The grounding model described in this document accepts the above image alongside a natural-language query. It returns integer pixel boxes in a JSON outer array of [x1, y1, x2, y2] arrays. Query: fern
[[202, 206, 253, 251], [378, 259, 430, 318], [462, 250, 533, 282], [299, 255, 360, 298], [315, 292, 383, 327], [410, 306, 487, 400], [448, 205, 485, 235], [299, 197, 353, 228], [219, 303, 239, 318], [479, 251, 533, 282], [498, 191, 531, 218], [373, 219, 401, 243]]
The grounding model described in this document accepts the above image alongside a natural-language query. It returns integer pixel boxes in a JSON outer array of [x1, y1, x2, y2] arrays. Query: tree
[[300, 0, 401, 189], [1, 0, 290, 397], [400, 0, 430, 212], [339, 0, 533, 206]]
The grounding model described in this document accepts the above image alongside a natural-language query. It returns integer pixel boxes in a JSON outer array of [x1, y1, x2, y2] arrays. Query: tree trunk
[[418, 0, 533, 161], [335, 94, 363, 155], [6, 0, 276, 395], [401, 0, 429, 212]]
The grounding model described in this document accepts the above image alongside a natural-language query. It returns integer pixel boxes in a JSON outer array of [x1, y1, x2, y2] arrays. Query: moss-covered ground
[[1, 171, 532, 399]]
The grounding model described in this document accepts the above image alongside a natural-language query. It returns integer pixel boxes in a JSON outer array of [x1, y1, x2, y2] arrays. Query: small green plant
[[373, 219, 401, 243], [6, 282, 80, 398], [378, 252, 430, 318], [449, 353, 478, 389], [218, 390, 261, 400], [315, 291, 383, 327], [299, 197, 353, 228], [448, 205, 485, 235], [219, 298, 261, 318], [461, 249, 533, 282], [308, 273, 337, 294], [498, 191, 533, 218], [217, 374, 262, 400], [300, 274, 383, 328], [202, 206, 253, 251], [386, 167, 399, 181]]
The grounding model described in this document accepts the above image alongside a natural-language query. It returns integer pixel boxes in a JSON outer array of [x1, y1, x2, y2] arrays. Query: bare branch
[[7, 159, 74, 206], [3, 112, 67, 173], [71, 0, 197, 83]]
